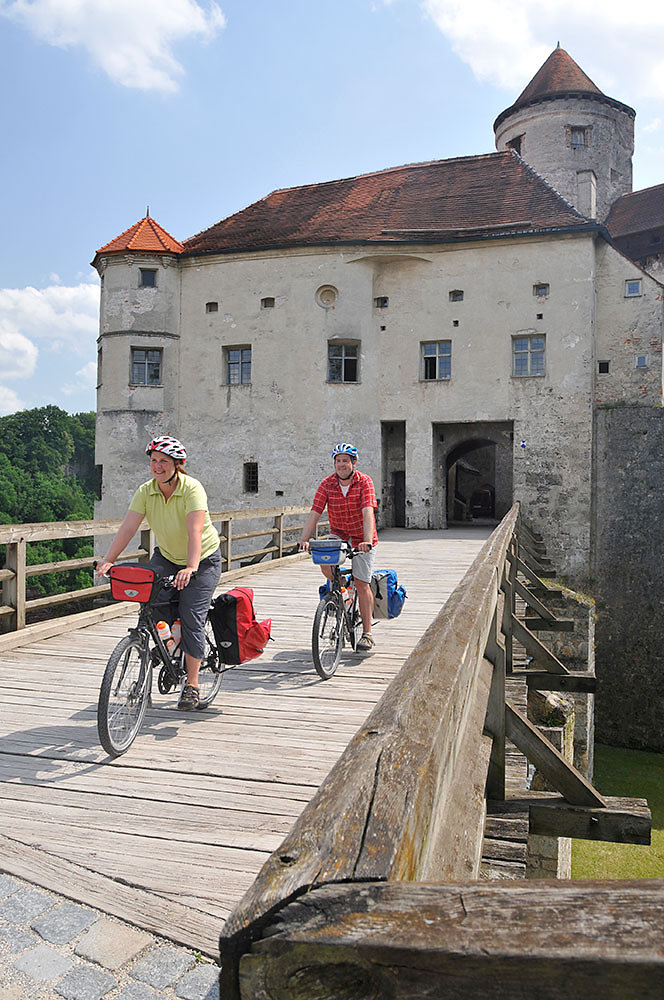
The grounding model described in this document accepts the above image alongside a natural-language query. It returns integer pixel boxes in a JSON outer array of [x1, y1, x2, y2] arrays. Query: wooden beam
[[511, 617, 570, 674], [505, 702, 605, 807], [512, 670, 596, 693], [524, 618, 575, 631], [231, 880, 664, 1000], [517, 792, 651, 844], [513, 577, 556, 620]]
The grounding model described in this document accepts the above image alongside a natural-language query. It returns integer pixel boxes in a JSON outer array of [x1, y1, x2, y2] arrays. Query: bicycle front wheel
[[312, 593, 344, 679], [98, 635, 151, 757], [195, 617, 224, 709]]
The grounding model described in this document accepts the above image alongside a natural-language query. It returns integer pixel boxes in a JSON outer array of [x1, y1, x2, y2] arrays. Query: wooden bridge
[[0, 509, 661, 997]]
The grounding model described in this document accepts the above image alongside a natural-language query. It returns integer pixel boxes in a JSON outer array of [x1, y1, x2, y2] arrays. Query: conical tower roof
[[94, 215, 184, 259], [494, 46, 634, 131]]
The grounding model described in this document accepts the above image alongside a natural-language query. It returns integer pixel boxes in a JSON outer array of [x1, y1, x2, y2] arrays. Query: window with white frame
[[625, 279, 642, 297], [512, 335, 545, 377], [421, 341, 452, 381], [130, 347, 162, 385], [328, 341, 359, 383], [635, 354, 649, 369], [225, 346, 252, 385]]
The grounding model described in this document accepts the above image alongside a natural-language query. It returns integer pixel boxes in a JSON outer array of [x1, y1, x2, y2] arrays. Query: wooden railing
[[0, 505, 325, 643], [219, 505, 658, 998]]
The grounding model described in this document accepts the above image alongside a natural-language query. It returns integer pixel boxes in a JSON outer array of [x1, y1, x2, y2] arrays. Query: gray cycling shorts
[[329, 535, 375, 584], [149, 547, 221, 660]]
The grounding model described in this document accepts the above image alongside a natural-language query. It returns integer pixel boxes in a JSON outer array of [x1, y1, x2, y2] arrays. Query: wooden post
[[501, 538, 516, 674], [485, 606, 506, 800], [222, 518, 233, 573], [139, 528, 152, 564], [5, 539, 26, 632], [272, 513, 284, 560]]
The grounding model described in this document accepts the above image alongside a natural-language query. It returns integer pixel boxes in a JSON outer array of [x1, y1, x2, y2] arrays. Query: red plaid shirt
[[312, 471, 378, 547]]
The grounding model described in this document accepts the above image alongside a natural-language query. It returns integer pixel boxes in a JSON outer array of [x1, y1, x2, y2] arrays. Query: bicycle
[[309, 540, 366, 679], [96, 563, 226, 757]]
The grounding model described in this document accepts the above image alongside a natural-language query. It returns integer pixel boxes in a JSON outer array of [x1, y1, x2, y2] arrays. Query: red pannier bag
[[208, 587, 271, 665], [108, 563, 158, 603]]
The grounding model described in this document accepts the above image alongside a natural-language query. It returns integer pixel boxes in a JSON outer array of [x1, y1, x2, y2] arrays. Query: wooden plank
[[26, 583, 110, 610], [5, 539, 26, 630], [522, 792, 652, 843], [505, 702, 606, 807], [513, 670, 596, 693], [232, 880, 664, 1000], [512, 617, 570, 674]]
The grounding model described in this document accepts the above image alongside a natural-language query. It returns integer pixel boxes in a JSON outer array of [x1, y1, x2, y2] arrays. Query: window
[[452, 319, 459, 327], [449, 289, 464, 302], [598, 360, 610, 374], [625, 279, 642, 297], [225, 347, 251, 385], [533, 283, 549, 297], [139, 268, 157, 288], [316, 284, 338, 308], [570, 126, 588, 148], [261, 297, 275, 308], [507, 135, 523, 155], [243, 462, 258, 493], [635, 355, 649, 369], [130, 348, 162, 385], [513, 335, 545, 377], [374, 296, 389, 308], [422, 341, 452, 381], [206, 301, 218, 313], [328, 341, 358, 383], [97, 345, 102, 388]]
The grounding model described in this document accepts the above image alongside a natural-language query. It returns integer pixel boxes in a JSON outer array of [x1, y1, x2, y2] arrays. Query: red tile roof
[[95, 215, 184, 256], [183, 152, 593, 257], [494, 47, 634, 130], [606, 184, 664, 238]]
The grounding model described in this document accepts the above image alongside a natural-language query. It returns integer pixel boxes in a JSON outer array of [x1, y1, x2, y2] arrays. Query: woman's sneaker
[[356, 633, 375, 653], [178, 684, 200, 710]]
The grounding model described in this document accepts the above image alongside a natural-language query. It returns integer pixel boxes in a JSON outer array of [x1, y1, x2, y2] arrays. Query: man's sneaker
[[178, 684, 200, 711], [356, 633, 375, 653]]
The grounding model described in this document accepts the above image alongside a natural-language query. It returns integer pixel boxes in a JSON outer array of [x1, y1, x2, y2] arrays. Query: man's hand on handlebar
[[357, 542, 373, 553], [298, 540, 310, 552]]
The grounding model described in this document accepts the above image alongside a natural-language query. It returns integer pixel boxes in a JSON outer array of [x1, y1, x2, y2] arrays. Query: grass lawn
[[572, 744, 664, 878]]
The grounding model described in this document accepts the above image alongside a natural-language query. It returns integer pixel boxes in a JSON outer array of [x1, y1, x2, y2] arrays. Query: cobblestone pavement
[[0, 875, 219, 1000]]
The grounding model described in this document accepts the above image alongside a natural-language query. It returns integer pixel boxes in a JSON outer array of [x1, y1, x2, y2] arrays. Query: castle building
[[93, 46, 663, 585]]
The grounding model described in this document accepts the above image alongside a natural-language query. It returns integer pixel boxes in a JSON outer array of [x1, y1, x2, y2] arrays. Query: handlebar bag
[[208, 587, 272, 665], [309, 539, 347, 565], [108, 564, 158, 603]]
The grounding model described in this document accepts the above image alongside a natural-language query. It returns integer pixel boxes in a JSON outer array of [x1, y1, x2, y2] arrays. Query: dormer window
[[507, 135, 523, 155]]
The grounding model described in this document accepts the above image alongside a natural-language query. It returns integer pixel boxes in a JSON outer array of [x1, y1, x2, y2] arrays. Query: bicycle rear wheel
[[98, 634, 151, 757], [195, 617, 224, 708], [312, 592, 344, 679]]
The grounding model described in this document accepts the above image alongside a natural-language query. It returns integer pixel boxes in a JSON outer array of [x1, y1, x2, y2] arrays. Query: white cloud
[[0, 322, 39, 379], [643, 118, 662, 134], [61, 360, 97, 396], [0, 0, 226, 93], [421, 1, 664, 99], [0, 277, 99, 357], [0, 385, 25, 415]]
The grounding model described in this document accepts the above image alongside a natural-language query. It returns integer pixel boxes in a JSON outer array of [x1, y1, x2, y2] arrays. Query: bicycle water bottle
[[156, 621, 175, 651], [343, 582, 354, 609], [172, 619, 181, 649]]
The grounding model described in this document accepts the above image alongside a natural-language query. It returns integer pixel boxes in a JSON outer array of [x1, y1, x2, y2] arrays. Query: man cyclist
[[299, 443, 378, 652], [96, 436, 221, 710]]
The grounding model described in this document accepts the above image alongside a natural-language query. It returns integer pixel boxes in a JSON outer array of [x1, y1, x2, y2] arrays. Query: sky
[[1, 0, 663, 418]]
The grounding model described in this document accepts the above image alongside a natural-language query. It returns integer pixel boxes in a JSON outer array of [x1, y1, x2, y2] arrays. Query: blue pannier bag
[[371, 569, 407, 620], [318, 568, 352, 599]]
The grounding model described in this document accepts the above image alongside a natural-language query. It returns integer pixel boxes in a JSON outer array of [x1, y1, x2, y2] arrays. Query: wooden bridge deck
[[0, 528, 492, 957]]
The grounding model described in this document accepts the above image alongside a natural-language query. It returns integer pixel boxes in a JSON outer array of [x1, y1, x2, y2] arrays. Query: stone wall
[[593, 406, 664, 751]]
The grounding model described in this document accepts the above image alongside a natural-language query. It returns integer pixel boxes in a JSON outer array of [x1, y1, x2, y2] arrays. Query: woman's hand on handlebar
[[174, 567, 196, 590], [95, 559, 113, 579]]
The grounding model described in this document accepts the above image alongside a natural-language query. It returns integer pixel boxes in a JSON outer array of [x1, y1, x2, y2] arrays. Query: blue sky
[[1, 0, 663, 417]]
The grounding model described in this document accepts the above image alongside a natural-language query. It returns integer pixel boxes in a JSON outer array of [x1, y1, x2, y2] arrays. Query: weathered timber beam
[[515, 792, 651, 843], [511, 670, 596, 693], [232, 880, 664, 1000], [524, 617, 575, 631], [509, 551, 557, 585], [220, 505, 521, 995], [505, 702, 605, 807], [511, 617, 570, 674], [513, 577, 556, 620]]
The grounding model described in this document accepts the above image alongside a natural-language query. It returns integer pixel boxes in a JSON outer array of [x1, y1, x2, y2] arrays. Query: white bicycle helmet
[[331, 442, 358, 460], [146, 435, 187, 461]]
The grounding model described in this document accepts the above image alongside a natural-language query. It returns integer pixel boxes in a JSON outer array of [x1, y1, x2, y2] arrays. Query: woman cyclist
[[96, 436, 221, 710]]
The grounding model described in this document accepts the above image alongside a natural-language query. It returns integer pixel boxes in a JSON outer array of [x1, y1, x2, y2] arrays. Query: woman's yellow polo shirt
[[129, 474, 220, 566]]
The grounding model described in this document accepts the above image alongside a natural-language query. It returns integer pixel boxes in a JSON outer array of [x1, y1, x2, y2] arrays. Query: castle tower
[[91, 215, 183, 518], [494, 46, 635, 221]]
